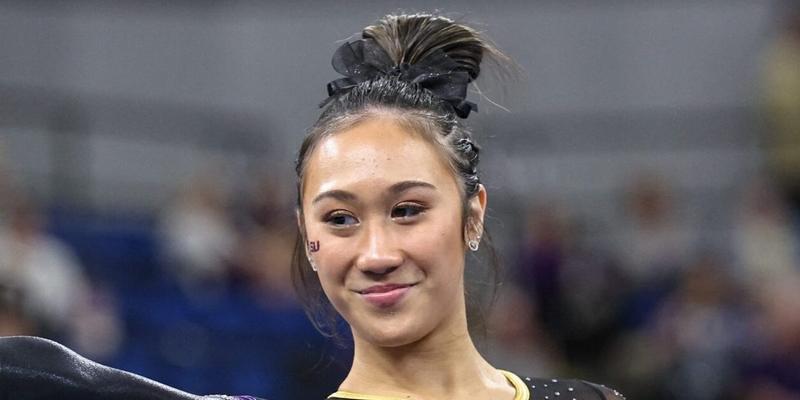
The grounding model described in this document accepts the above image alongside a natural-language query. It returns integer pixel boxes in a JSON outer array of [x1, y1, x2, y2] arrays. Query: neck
[[339, 305, 514, 400]]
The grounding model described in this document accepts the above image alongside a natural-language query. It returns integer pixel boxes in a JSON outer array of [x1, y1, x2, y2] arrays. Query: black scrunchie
[[321, 39, 478, 119]]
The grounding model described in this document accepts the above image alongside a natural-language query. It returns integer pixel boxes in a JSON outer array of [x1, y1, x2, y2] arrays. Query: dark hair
[[291, 13, 506, 342]]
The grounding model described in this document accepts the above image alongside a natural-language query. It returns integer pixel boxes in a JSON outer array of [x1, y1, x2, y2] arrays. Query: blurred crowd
[[2, 10, 800, 400], [482, 13, 800, 400], [488, 173, 800, 400], [0, 165, 341, 398], [0, 172, 121, 357]]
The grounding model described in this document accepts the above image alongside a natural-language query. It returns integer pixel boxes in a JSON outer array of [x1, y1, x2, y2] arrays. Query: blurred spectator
[[515, 203, 626, 369], [485, 284, 563, 378], [0, 197, 88, 335], [614, 174, 695, 328], [762, 9, 800, 210], [0, 153, 14, 224], [740, 278, 800, 399], [515, 203, 570, 334], [231, 174, 297, 308], [610, 254, 747, 400], [0, 284, 37, 336], [159, 172, 238, 297], [617, 174, 695, 284], [733, 178, 800, 285], [240, 172, 293, 230], [69, 286, 123, 361], [558, 234, 627, 369], [0, 194, 120, 361], [653, 255, 746, 400], [234, 228, 296, 307]]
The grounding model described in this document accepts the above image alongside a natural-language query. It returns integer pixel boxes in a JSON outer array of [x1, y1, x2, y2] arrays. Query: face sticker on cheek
[[305, 240, 320, 272]]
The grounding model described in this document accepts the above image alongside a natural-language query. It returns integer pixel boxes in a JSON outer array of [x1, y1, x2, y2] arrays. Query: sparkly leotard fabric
[[515, 375, 625, 400]]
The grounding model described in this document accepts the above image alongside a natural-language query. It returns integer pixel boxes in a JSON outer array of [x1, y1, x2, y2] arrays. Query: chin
[[362, 329, 421, 348], [352, 316, 429, 348]]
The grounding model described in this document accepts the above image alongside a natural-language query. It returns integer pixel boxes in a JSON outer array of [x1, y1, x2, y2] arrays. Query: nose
[[355, 221, 403, 276]]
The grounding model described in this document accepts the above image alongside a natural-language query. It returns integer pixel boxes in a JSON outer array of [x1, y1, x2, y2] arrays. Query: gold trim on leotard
[[326, 369, 529, 400], [327, 390, 410, 400], [499, 370, 530, 400]]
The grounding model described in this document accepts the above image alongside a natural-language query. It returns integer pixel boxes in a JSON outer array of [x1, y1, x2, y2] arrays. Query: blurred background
[[2, 0, 800, 399]]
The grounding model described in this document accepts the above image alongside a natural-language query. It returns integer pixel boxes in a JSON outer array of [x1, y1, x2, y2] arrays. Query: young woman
[[290, 13, 624, 400], [0, 13, 624, 400]]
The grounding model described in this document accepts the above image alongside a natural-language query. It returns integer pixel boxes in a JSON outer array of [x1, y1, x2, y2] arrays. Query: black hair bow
[[322, 39, 477, 118]]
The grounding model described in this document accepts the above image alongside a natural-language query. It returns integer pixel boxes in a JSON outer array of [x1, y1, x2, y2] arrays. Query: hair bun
[[362, 14, 492, 82]]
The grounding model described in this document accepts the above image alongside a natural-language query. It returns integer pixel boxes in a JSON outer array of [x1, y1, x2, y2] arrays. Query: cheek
[[302, 221, 347, 284], [308, 235, 351, 279], [313, 244, 353, 313], [404, 215, 466, 278]]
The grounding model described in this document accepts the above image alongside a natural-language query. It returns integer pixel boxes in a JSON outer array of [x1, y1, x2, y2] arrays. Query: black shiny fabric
[[322, 38, 478, 118], [0, 336, 260, 400], [519, 376, 625, 400]]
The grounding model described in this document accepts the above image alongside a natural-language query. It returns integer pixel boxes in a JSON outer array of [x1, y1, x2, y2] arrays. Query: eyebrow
[[311, 189, 357, 205], [311, 180, 437, 205], [388, 180, 436, 194]]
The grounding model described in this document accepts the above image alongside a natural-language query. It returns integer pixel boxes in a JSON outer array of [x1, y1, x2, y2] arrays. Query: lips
[[357, 283, 416, 308], [359, 284, 413, 295]]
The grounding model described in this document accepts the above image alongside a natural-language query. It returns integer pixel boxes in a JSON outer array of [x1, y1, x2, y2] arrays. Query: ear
[[466, 184, 488, 239]]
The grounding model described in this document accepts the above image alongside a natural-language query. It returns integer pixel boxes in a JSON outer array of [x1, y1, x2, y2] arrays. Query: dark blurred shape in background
[[2, 1, 800, 399]]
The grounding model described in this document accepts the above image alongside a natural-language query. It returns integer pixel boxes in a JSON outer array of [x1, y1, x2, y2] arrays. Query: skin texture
[[300, 116, 515, 399]]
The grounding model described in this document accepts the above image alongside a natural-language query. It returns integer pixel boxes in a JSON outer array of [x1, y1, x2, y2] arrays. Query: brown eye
[[326, 212, 358, 227], [391, 204, 425, 219]]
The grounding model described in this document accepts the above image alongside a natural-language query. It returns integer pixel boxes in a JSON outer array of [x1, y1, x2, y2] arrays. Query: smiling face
[[300, 116, 485, 347]]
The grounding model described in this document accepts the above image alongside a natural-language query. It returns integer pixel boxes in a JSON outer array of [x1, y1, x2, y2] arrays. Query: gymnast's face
[[300, 117, 485, 347]]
